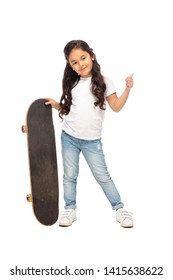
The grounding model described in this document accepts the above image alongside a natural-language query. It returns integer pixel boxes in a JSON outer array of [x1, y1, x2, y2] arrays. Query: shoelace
[[61, 210, 73, 218], [119, 210, 133, 220]]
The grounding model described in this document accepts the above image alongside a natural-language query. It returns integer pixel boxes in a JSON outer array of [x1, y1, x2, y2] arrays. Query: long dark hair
[[59, 40, 106, 119]]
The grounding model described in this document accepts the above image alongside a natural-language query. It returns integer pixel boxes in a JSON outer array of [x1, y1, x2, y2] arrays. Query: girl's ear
[[92, 55, 95, 61]]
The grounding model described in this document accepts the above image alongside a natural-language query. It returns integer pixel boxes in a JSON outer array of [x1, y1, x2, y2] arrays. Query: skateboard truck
[[26, 194, 33, 202], [21, 125, 28, 133]]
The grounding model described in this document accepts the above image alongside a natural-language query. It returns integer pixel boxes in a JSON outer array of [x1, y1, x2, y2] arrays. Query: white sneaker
[[116, 208, 133, 228], [59, 209, 77, 227]]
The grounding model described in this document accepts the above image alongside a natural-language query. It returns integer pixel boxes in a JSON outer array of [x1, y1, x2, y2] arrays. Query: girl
[[45, 40, 134, 228]]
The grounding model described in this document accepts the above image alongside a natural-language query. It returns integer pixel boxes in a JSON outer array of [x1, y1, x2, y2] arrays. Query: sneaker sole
[[116, 219, 133, 228], [59, 217, 77, 227]]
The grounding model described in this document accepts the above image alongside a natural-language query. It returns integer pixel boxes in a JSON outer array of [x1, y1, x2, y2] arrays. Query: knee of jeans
[[94, 172, 112, 183], [64, 167, 78, 180], [67, 168, 73, 177]]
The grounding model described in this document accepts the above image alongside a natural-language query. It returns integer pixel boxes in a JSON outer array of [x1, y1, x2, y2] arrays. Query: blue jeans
[[61, 130, 124, 210]]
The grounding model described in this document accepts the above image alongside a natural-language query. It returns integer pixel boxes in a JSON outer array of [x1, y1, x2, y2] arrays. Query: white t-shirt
[[62, 76, 116, 140]]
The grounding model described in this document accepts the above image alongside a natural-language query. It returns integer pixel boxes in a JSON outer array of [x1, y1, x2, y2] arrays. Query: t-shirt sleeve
[[104, 76, 116, 97]]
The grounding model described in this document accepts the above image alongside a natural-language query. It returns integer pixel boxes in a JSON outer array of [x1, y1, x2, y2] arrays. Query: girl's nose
[[79, 60, 84, 67]]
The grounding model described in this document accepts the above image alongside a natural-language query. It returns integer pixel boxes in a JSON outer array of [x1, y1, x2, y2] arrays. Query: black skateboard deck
[[22, 98, 59, 225]]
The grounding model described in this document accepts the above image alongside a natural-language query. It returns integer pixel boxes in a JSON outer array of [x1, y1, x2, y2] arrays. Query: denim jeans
[[61, 130, 124, 210]]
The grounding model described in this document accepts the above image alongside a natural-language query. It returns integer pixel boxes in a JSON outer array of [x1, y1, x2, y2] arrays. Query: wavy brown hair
[[59, 40, 106, 119]]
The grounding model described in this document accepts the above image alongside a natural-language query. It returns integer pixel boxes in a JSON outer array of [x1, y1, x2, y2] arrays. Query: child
[[45, 40, 134, 228]]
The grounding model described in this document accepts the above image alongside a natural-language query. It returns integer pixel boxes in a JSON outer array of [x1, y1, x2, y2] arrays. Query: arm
[[106, 73, 134, 112], [45, 97, 60, 110]]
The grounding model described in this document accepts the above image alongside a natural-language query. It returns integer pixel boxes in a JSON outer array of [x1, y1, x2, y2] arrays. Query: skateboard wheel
[[26, 194, 32, 202], [21, 125, 28, 133]]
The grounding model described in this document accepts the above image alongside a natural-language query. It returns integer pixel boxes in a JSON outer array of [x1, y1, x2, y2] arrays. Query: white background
[[0, 0, 172, 279]]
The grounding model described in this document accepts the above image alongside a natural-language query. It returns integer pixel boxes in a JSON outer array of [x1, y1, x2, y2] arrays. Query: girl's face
[[68, 48, 94, 78]]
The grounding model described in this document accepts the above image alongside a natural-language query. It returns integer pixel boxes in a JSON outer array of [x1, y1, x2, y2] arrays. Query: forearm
[[114, 87, 130, 112], [53, 101, 61, 110]]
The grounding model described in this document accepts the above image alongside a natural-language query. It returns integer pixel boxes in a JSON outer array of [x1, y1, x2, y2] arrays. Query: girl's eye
[[71, 62, 77, 66], [82, 56, 86, 60]]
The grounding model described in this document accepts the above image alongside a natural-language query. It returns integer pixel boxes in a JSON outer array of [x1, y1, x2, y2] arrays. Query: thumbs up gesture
[[125, 73, 134, 89]]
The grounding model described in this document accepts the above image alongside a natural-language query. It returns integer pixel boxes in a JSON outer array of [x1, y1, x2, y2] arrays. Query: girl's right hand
[[45, 97, 60, 110]]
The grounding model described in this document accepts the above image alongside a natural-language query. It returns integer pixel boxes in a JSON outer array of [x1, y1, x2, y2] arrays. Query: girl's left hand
[[125, 73, 134, 89]]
